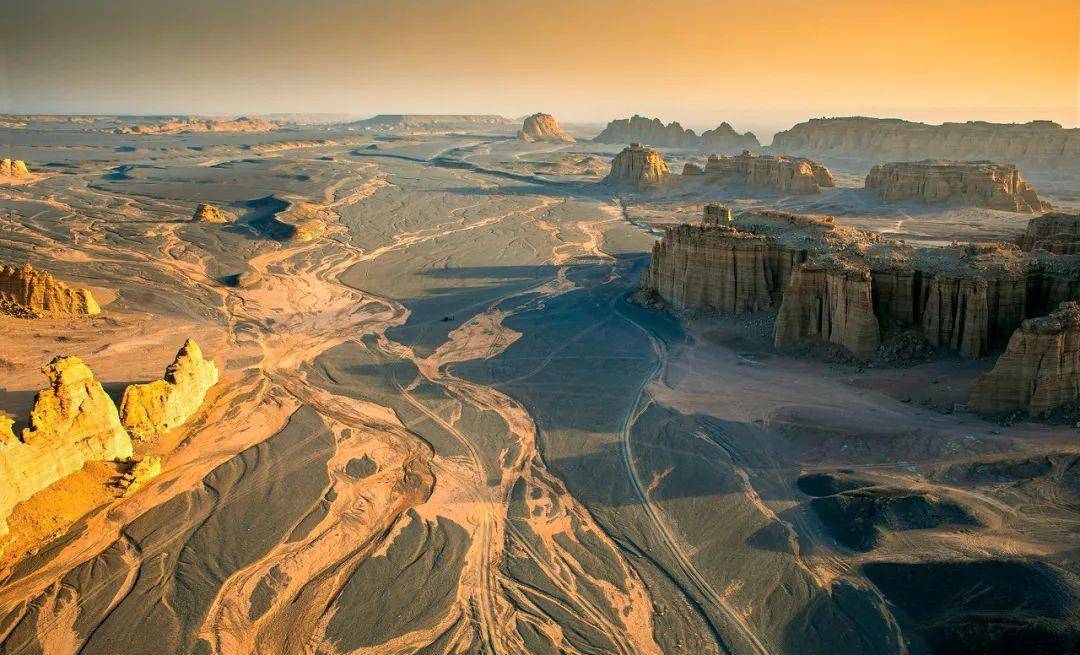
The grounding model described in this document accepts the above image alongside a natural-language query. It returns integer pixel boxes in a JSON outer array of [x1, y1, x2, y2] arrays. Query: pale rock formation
[[970, 302, 1080, 414], [117, 456, 162, 496], [119, 339, 218, 440], [771, 117, 1079, 171], [604, 143, 670, 189], [192, 203, 229, 223], [517, 113, 574, 143], [1018, 212, 1080, 255], [117, 116, 278, 135], [702, 150, 835, 194], [0, 158, 30, 178], [865, 160, 1049, 213], [0, 263, 101, 317], [594, 115, 759, 152], [0, 357, 133, 534]]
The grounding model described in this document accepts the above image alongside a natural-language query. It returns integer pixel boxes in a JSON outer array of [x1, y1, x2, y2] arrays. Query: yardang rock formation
[[594, 115, 759, 152], [0, 263, 101, 317], [698, 150, 835, 194], [865, 160, 1049, 213], [517, 113, 574, 143], [120, 339, 219, 440], [604, 143, 670, 189], [0, 158, 30, 178], [1018, 212, 1080, 255], [192, 203, 229, 223]]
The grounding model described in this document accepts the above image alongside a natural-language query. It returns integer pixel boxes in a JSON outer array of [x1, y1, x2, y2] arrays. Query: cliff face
[[1018, 212, 1080, 255], [0, 357, 133, 534], [594, 115, 759, 152], [865, 160, 1048, 213], [1, 158, 30, 178], [116, 116, 278, 135], [517, 113, 574, 143], [192, 203, 229, 222], [774, 260, 880, 359], [702, 151, 835, 194], [970, 302, 1080, 414], [120, 339, 219, 440], [604, 144, 670, 189], [771, 117, 1079, 171], [0, 263, 101, 317]]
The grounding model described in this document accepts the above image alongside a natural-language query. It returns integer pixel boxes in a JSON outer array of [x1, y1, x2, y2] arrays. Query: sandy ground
[[0, 124, 1076, 655]]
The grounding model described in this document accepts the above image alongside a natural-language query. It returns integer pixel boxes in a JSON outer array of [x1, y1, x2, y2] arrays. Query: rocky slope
[[120, 339, 219, 440], [0, 357, 133, 535], [0, 263, 101, 317], [771, 117, 1079, 170], [1018, 212, 1080, 255], [969, 301, 1080, 414], [517, 113, 574, 143], [700, 150, 835, 194], [192, 203, 229, 222], [116, 116, 278, 135], [0, 158, 30, 178], [604, 143, 670, 189], [865, 160, 1049, 213], [642, 209, 1080, 359], [594, 115, 759, 152]]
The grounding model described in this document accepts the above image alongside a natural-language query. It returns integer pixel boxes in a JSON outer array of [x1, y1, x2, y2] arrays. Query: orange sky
[[2, 0, 1077, 134]]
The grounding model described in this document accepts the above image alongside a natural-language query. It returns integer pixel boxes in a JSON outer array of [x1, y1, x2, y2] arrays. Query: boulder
[[604, 143, 670, 189], [0, 263, 101, 317], [517, 113, 574, 143], [864, 160, 1049, 213], [119, 339, 218, 440]]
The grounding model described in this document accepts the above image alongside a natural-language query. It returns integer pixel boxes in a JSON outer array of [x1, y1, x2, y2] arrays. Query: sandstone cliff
[[120, 339, 219, 440], [0, 357, 133, 534], [192, 203, 229, 223], [865, 160, 1048, 213], [604, 144, 670, 189], [1018, 212, 1080, 255], [774, 258, 880, 359], [0, 263, 101, 317], [0, 158, 30, 178], [594, 115, 759, 152], [699, 150, 835, 194], [517, 113, 574, 143], [969, 302, 1080, 414], [771, 117, 1079, 171]]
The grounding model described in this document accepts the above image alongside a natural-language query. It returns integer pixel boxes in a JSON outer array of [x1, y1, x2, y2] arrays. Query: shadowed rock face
[[865, 160, 1049, 213], [1018, 212, 1080, 255], [192, 202, 229, 222], [0, 263, 101, 317], [517, 113, 574, 143], [594, 114, 760, 152], [0, 357, 133, 534], [0, 158, 30, 177], [774, 259, 880, 359], [702, 150, 835, 194], [771, 116, 1080, 171], [120, 339, 219, 440], [970, 301, 1080, 414], [604, 143, 670, 189]]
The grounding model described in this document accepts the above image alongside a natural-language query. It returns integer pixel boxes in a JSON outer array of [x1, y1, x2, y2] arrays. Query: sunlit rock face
[[192, 203, 229, 222], [0, 158, 30, 177], [0, 263, 101, 317], [120, 339, 219, 440], [865, 160, 1049, 213], [970, 301, 1080, 414], [594, 114, 759, 152], [604, 143, 670, 189], [1018, 212, 1080, 255], [701, 150, 835, 194], [0, 357, 133, 535], [771, 117, 1080, 170], [517, 113, 574, 143]]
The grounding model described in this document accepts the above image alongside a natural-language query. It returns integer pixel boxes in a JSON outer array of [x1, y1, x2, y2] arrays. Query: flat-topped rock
[[594, 115, 759, 152], [120, 339, 219, 440], [604, 143, 670, 189], [0, 263, 101, 317], [1018, 212, 1080, 255], [865, 160, 1049, 213], [700, 150, 835, 194], [517, 113, 574, 143]]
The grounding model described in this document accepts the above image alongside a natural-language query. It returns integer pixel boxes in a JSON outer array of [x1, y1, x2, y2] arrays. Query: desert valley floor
[[0, 124, 1077, 655]]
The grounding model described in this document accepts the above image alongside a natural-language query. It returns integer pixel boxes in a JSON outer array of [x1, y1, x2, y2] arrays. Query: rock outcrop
[[698, 150, 835, 194], [594, 115, 759, 152], [770, 117, 1079, 171], [517, 113, 574, 143], [865, 161, 1049, 213], [0, 158, 30, 178], [1018, 212, 1080, 255], [0, 263, 101, 317], [349, 115, 516, 133], [119, 339, 219, 440], [116, 116, 278, 135], [969, 302, 1080, 414], [604, 143, 670, 189], [0, 357, 133, 534], [192, 203, 229, 223], [117, 457, 162, 496], [642, 209, 1080, 359]]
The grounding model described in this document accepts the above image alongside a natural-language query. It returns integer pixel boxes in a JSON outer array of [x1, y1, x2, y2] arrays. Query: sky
[[2, 0, 1077, 138]]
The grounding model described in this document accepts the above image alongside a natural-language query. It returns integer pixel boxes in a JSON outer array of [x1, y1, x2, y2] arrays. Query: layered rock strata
[[771, 117, 1079, 171], [701, 150, 835, 194], [594, 115, 759, 152], [192, 203, 229, 222], [604, 143, 670, 189], [969, 302, 1080, 414], [0, 158, 30, 178], [865, 160, 1049, 213], [642, 210, 1080, 359], [120, 339, 219, 440], [0, 263, 101, 317], [116, 116, 278, 135], [1018, 212, 1080, 255], [0, 357, 133, 534], [517, 113, 574, 143]]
